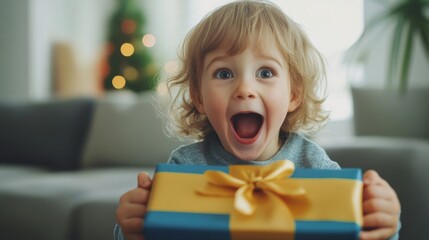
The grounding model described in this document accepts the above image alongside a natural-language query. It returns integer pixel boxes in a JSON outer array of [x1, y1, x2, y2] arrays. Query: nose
[[234, 78, 257, 100]]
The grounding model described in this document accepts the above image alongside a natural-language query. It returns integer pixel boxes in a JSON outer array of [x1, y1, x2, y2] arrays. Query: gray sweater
[[167, 132, 340, 169]]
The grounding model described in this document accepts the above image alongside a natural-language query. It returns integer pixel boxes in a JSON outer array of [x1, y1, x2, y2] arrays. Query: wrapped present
[[144, 160, 362, 240]]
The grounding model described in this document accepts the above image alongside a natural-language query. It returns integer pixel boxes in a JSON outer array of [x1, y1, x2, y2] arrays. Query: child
[[115, 1, 401, 240]]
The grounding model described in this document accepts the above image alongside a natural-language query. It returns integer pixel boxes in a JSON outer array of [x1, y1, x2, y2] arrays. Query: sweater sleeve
[[385, 215, 401, 240], [113, 224, 125, 240]]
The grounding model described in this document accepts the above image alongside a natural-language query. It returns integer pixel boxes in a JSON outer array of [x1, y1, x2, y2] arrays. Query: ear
[[288, 88, 302, 112], [192, 93, 206, 114], [195, 100, 206, 114]]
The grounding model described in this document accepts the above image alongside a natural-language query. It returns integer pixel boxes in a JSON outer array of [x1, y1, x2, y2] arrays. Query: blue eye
[[257, 68, 274, 78], [215, 69, 234, 79]]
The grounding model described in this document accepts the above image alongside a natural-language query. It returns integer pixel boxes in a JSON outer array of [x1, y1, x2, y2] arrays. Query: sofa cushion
[[0, 98, 95, 170], [0, 167, 151, 240], [0, 164, 53, 183], [82, 92, 186, 168], [351, 87, 429, 139]]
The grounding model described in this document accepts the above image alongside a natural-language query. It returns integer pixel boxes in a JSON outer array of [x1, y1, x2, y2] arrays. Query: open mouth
[[231, 112, 263, 139]]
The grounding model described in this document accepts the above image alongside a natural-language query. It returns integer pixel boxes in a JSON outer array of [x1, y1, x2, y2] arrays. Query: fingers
[[137, 172, 152, 189], [116, 172, 152, 240], [117, 199, 147, 219], [116, 206, 147, 240], [116, 191, 146, 223], [362, 170, 400, 210], [363, 170, 387, 186], [360, 170, 401, 240], [363, 198, 395, 214], [360, 227, 397, 240], [360, 210, 399, 240], [362, 212, 397, 228], [361, 197, 400, 234], [362, 184, 397, 202], [117, 189, 149, 240], [120, 188, 151, 205], [120, 217, 144, 235]]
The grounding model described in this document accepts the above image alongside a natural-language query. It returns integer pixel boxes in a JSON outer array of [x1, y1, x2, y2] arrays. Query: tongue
[[234, 114, 261, 138]]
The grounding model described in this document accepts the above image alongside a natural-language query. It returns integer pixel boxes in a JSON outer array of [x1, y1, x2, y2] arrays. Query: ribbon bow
[[197, 160, 306, 215]]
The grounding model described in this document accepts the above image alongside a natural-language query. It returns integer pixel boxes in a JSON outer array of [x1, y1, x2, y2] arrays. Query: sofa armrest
[[318, 136, 429, 240]]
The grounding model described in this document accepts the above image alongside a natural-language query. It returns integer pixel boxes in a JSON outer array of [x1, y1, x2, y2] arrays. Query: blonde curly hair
[[165, 0, 328, 140]]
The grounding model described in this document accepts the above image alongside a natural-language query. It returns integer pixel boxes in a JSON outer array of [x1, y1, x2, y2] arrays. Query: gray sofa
[[0, 92, 427, 240]]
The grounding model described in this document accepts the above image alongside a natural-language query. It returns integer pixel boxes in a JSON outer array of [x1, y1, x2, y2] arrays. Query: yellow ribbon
[[197, 160, 305, 240]]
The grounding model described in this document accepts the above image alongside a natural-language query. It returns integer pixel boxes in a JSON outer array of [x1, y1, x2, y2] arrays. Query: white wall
[[139, 0, 188, 64], [3, 0, 426, 101], [0, 0, 30, 101], [0, 0, 116, 101], [0, 0, 189, 101], [28, 0, 116, 100]]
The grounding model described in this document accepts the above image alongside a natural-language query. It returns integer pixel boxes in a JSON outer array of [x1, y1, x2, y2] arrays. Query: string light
[[112, 75, 126, 89], [142, 34, 156, 48], [120, 43, 135, 57]]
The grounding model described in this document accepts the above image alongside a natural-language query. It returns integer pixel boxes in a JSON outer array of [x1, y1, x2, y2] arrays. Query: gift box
[[144, 160, 362, 240]]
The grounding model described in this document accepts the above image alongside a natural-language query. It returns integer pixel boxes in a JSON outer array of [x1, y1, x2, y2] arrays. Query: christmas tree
[[102, 0, 159, 92]]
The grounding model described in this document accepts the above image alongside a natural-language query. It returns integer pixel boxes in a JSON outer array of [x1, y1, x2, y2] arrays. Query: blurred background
[[2, 0, 428, 137], [1, 0, 363, 119], [0, 1, 428, 239]]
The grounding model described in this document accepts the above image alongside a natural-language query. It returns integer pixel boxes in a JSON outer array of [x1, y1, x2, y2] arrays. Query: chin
[[231, 151, 260, 162]]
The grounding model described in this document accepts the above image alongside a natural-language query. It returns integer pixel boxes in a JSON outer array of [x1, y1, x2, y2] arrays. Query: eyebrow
[[255, 52, 284, 68], [204, 55, 229, 73], [204, 52, 284, 72]]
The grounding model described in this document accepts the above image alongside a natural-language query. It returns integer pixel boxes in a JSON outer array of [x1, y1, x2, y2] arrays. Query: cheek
[[202, 96, 228, 133], [271, 96, 290, 120], [270, 83, 292, 110], [202, 86, 231, 132], [201, 87, 227, 116]]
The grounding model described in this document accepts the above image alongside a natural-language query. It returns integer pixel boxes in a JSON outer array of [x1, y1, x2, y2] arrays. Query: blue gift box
[[144, 162, 362, 240]]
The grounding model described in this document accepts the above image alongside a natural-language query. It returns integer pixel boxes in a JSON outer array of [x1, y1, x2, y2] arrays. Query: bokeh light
[[164, 60, 179, 74], [121, 19, 136, 34], [112, 75, 126, 89], [145, 63, 158, 76], [142, 34, 156, 48], [123, 66, 138, 81], [157, 82, 168, 96], [120, 43, 135, 57]]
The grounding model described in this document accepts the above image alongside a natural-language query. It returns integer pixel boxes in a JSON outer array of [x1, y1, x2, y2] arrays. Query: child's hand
[[360, 170, 401, 240], [116, 172, 152, 240]]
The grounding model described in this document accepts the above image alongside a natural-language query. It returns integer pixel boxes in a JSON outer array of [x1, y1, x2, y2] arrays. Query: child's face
[[195, 41, 300, 161]]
